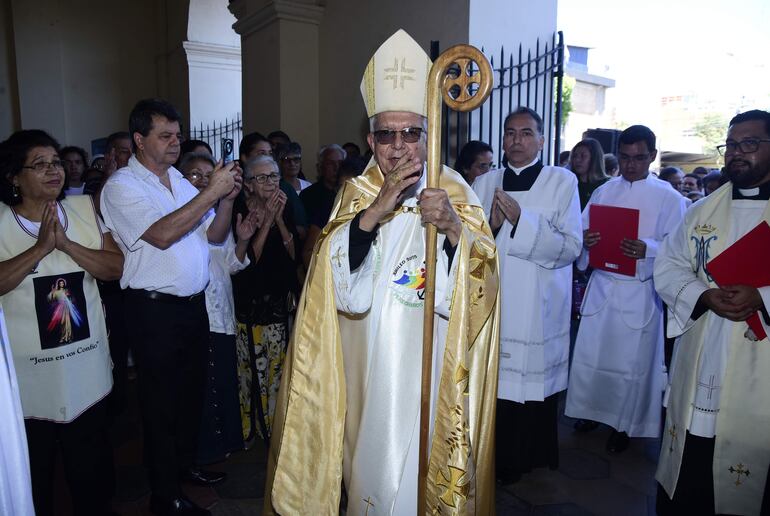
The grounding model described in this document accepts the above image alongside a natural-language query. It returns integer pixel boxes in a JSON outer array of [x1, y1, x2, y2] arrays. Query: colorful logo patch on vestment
[[390, 254, 425, 307]]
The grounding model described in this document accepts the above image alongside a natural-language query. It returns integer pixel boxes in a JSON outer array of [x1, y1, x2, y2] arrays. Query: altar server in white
[[473, 106, 582, 483], [654, 110, 770, 515], [565, 125, 687, 453]]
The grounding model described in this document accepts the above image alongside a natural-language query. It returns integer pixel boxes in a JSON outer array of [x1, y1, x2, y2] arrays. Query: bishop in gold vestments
[[263, 30, 499, 515]]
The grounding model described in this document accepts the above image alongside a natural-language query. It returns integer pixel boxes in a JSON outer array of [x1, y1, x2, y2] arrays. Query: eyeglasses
[[716, 138, 770, 156], [245, 173, 280, 184], [372, 127, 424, 145], [281, 156, 302, 164], [23, 160, 64, 172], [618, 153, 651, 164], [183, 169, 211, 182]]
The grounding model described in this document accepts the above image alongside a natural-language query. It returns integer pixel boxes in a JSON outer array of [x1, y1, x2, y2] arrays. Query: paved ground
[[87, 383, 660, 516]]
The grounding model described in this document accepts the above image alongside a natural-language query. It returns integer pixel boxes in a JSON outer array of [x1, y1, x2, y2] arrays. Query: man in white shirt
[[473, 106, 582, 483], [654, 109, 770, 515], [565, 125, 687, 453], [101, 98, 240, 516]]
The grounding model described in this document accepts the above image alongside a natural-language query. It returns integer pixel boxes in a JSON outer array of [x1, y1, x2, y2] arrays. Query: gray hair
[[178, 151, 215, 173], [317, 144, 347, 163], [244, 155, 279, 175]]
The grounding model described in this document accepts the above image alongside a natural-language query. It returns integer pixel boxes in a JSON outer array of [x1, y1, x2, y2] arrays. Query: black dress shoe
[[606, 430, 630, 453], [573, 419, 600, 432], [149, 494, 211, 515], [181, 468, 227, 486]]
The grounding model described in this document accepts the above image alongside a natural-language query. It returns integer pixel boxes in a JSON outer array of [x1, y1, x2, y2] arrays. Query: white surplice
[[328, 170, 458, 515], [565, 174, 687, 437], [473, 164, 582, 402]]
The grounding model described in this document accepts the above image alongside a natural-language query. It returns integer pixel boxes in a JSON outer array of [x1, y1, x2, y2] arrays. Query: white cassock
[[565, 174, 687, 437], [0, 306, 35, 516], [329, 171, 457, 515], [473, 163, 582, 402], [654, 182, 770, 515]]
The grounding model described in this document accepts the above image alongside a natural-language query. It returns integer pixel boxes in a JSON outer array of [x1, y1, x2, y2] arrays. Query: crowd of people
[[0, 28, 769, 516]]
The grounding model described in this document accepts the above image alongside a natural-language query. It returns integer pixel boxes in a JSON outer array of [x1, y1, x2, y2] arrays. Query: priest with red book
[[565, 125, 687, 453], [654, 109, 770, 515]]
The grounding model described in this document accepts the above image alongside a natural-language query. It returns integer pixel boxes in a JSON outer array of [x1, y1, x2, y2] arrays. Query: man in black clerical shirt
[[472, 106, 582, 485]]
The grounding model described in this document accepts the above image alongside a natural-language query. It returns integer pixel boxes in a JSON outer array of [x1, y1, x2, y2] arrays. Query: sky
[[557, 0, 770, 131]]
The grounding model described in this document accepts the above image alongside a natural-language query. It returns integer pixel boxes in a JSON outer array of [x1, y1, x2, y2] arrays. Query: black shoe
[[181, 468, 227, 486], [573, 419, 600, 433], [606, 430, 630, 453], [149, 495, 211, 515]]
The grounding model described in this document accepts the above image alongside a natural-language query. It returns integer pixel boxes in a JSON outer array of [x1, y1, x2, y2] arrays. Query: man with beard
[[654, 109, 770, 515]]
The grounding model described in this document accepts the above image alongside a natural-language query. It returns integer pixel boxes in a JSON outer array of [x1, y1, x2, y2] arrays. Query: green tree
[[693, 113, 728, 155], [559, 76, 575, 129]]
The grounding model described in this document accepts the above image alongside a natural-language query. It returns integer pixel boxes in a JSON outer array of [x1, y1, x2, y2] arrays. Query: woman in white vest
[[0, 130, 124, 516]]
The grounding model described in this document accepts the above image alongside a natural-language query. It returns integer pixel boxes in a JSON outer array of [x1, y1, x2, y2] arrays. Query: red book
[[588, 204, 640, 277], [707, 221, 770, 340]]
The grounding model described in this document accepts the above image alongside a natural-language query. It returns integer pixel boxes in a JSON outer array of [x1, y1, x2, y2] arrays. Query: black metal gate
[[187, 115, 243, 162], [434, 31, 564, 169]]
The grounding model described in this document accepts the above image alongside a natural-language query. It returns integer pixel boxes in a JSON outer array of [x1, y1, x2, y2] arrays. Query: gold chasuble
[[264, 162, 499, 515]]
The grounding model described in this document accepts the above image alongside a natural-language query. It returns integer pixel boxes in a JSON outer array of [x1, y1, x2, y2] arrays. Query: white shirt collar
[[508, 157, 540, 175]]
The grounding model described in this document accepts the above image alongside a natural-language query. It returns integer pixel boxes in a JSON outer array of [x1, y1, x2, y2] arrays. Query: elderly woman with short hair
[[179, 151, 256, 464], [231, 155, 299, 445], [0, 129, 124, 516]]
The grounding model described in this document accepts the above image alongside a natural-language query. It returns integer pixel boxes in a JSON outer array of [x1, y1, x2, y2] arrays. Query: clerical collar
[[507, 157, 540, 175], [503, 160, 543, 192], [732, 181, 770, 200]]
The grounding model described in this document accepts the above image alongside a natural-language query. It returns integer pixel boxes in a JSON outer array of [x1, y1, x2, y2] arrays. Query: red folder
[[588, 204, 640, 277], [707, 221, 770, 340]]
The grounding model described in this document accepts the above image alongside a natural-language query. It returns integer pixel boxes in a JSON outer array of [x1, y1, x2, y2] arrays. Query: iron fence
[[434, 31, 564, 169], [187, 114, 243, 161]]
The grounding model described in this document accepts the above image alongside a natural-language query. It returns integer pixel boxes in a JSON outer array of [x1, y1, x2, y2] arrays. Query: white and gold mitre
[[360, 29, 432, 118]]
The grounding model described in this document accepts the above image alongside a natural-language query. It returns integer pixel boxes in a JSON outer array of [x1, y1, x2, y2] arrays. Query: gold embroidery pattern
[[444, 405, 470, 456], [469, 242, 494, 281], [384, 57, 415, 89], [694, 223, 717, 236], [668, 424, 677, 453], [455, 364, 470, 396], [436, 466, 470, 508], [728, 463, 751, 486]]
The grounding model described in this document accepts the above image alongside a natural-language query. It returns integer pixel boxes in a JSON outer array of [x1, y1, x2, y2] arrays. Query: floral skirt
[[235, 320, 288, 443]]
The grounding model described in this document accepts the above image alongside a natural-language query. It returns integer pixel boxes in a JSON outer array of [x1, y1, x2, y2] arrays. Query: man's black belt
[[126, 288, 204, 304]]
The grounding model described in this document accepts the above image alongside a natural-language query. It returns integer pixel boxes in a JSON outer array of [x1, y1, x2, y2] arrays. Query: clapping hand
[[266, 190, 287, 225], [235, 209, 260, 241], [35, 200, 57, 255]]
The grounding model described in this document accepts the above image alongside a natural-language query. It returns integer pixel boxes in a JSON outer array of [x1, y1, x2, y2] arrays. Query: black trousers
[[24, 398, 114, 516], [656, 432, 770, 515], [99, 280, 130, 416], [496, 394, 560, 481], [126, 290, 209, 500]]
